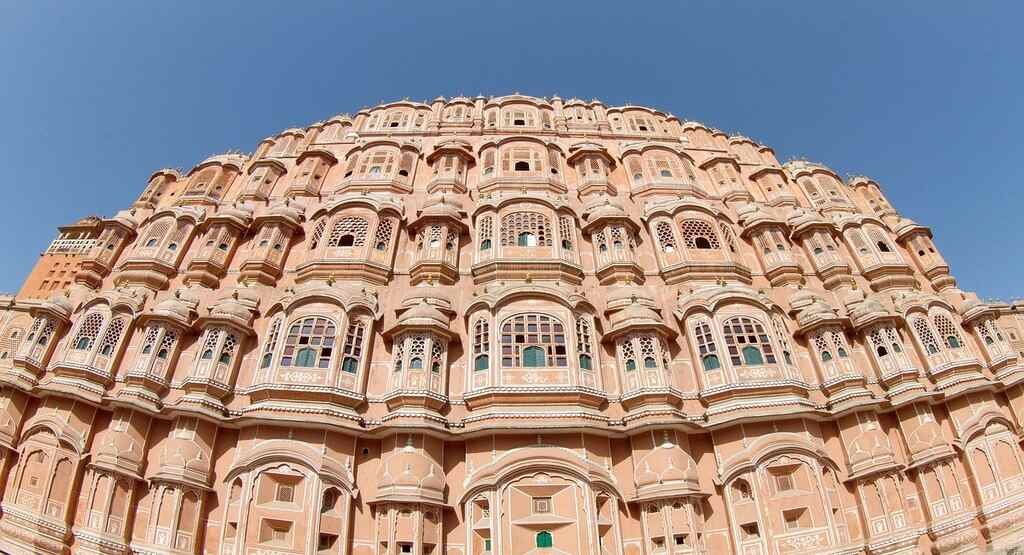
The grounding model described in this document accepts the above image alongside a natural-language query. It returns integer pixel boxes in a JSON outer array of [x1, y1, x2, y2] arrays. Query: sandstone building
[[1, 94, 1024, 555]]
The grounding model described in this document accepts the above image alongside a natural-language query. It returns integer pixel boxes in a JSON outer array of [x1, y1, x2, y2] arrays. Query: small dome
[[401, 286, 453, 308], [256, 199, 305, 227], [789, 289, 839, 328], [787, 207, 828, 229], [735, 203, 779, 230], [606, 283, 657, 312], [150, 289, 200, 324], [634, 441, 701, 498], [40, 294, 73, 320], [610, 302, 661, 329], [583, 197, 629, 225], [206, 288, 259, 327], [220, 203, 253, 220], [157, 436, 212, 483], [397, 298, 449, 329], [420, 193, 463, 220], [375, 442, 445, 504]]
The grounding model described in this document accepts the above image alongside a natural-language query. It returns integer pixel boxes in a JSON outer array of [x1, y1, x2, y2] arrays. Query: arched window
[[429, 340, 445, 374], [259, 317, 283, 369], [593, 231, 607, 253], [341, 319, 366, 374], [473, 318, 490, 371], [934, 314, 964, 350], [733, 479, 753, 501], [719, 222, 738, 253], [655, 221, 676, 253], [501, 314, 567, 368], [576, 317, 593, 370], [96, 317, 126, 357], [373, 218, 394, 252], [772, 317, 795, 366], [478, 215, 493, 251], [72, 312, 105, 351], [307, 219, 326, 251], [912, 317, 941, 354], [559, 216, 574, 250], [680, 219, 721, 250], [195, 327, 238, 375], [280, 317, 336, 369], [536, 531, 553, 548], [501, 212, 551, 247], [327, 217, 368, 248], [693, 320, 720, 371], [722, 317, 776, 367]]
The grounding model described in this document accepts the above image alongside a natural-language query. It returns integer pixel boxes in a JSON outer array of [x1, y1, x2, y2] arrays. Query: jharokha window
[[722, 317, 776, 366], [328, 217, 368, 248], [280, 317, 336, 369], [912, 317, 941, 354], [501, 212, 552, 248], [680, 219, 721, 250], [500, 314, 567, 368], [478, 216, 493, 251], [340, 320, 366, 373], [693, 320, 721, 371], [473, 318, 490, 371], [656, 221, 677, 253], [576, 317, 594, 370]]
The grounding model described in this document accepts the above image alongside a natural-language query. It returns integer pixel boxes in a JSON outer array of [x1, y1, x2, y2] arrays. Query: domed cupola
[[890, 216, 954, 291], [603, 283, 679, 409], [374, 435, 446, 505], [786, 207, 854, 290], [6, 293, 75, 389], [239, 199, 306, 286], [117, 288, 200, 410], [582, 196, 644, 284], [408, 193, 467, 285], [382, 288, 456, 414], [76, 212, 141, 290], [425, 139, 474, 194], [181, 288, 259, 415], [787, 288, 846, 335], [184, 202, 254, 288], [634, 432, 704, 501], [370, 434, 447, 555], [736, 203, 801, 286]]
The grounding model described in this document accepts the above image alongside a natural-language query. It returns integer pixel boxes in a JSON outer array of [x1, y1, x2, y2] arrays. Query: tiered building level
[[1, 94, 1024, 555]]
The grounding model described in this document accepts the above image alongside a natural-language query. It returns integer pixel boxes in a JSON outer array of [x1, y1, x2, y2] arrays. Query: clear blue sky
[[1, 2, 1021, 299]]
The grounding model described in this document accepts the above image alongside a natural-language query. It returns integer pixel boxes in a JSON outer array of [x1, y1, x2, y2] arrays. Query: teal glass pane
[[742, 346, 764, 365], [523, 346, 545, 367], [295, 347, 316, 367]]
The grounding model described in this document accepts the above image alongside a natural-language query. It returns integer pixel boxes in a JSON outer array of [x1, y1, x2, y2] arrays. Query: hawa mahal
[[1, 94, 1023, 555]]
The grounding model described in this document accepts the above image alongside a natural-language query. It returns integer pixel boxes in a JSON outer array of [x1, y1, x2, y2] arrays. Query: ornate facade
[[0, 94, 1023, 554]]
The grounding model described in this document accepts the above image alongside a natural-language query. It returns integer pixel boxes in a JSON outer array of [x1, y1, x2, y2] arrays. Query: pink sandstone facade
[[1, 94, 1024, 555]]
